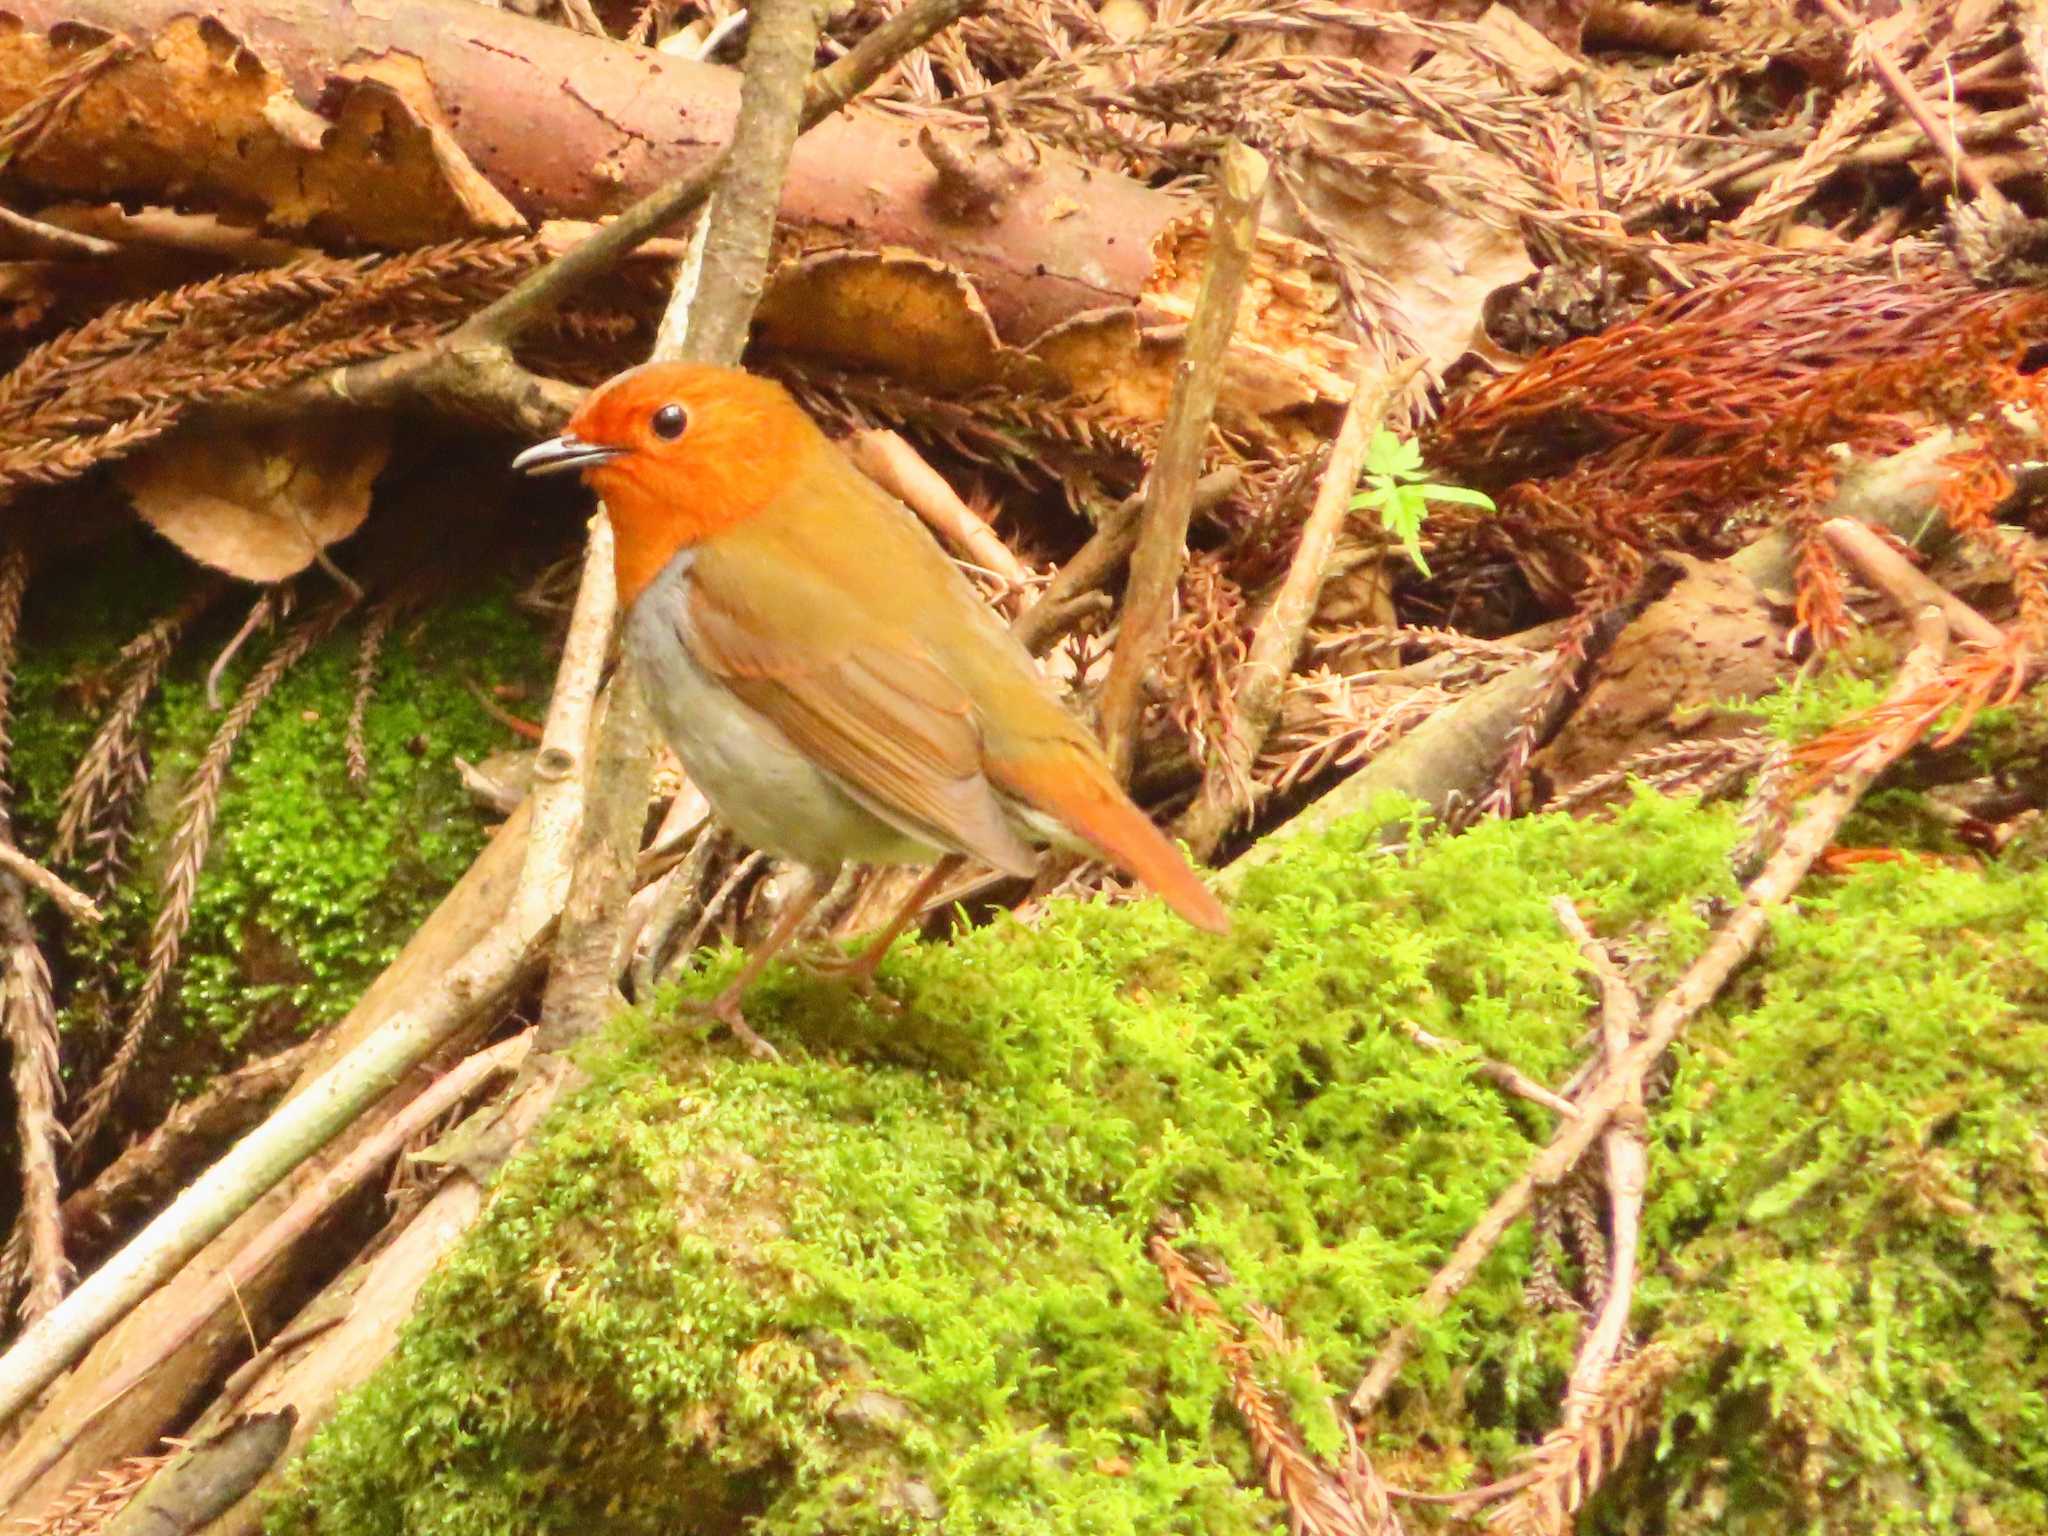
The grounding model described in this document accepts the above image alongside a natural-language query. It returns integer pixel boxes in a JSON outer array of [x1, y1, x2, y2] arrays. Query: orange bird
[[515, 362, 1228, 1054]]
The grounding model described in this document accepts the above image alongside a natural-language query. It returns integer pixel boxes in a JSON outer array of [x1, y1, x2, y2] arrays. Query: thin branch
[[847, 430, 1036, 598], [275, 0, 988, 436], [1010, 468, 1241, 656], [69, 1033, 530, 1433], [1820, 517, 2004, 646], [1098, 141, 1267, 780], [1349, 606, 1952, 1417], [1403, 1023, 1581, 1121], [1551, 897, 1646, 1423], [1811, 0, 2005, 207], [0, 841, 98, 927], [1178, 355, 1423, 857]]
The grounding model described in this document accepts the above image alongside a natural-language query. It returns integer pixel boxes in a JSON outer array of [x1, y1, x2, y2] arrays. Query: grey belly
[[627, 563, 943, 871]]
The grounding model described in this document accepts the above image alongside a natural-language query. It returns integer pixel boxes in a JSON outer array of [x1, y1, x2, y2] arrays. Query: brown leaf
[[116, 415, 391, 582]]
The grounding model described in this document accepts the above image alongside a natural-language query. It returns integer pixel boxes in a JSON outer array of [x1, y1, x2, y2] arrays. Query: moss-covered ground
[[10, 533, 554, 1092], [265, 789, 2048, 1535]]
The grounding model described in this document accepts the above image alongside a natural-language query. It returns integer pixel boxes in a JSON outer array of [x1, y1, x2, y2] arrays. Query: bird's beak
[[511, 433, 624, 477]]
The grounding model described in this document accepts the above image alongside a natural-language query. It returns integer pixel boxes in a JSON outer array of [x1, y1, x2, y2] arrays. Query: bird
[[514, 361, 1228, 1055]]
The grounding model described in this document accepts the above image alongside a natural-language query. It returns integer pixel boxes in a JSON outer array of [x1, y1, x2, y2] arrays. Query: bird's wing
[[678, 540, 1041, 877]]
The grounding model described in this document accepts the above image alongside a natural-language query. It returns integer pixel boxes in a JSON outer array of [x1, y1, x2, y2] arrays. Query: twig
[[1811, 0, 2006, 207], [1098, 141, 1267, 780], [0, 841, 98, 926], [461, 676, 544, 743], [1820, 517, 2005, 646], [0, 547, 69, 1323], [1010, 468, 1241, 656], [677, 0, 821, 364], [70, 1032, 529, 1439], [535, 0, 824, 1057], [1550, 898, 1645, 1423], [1403, 1023, 1580, 1120], [1349, 606, 1952, 1417], [0, 203, 116, 259], [98, 1412, 294, 1536], [1178, 356, 1423, 857]]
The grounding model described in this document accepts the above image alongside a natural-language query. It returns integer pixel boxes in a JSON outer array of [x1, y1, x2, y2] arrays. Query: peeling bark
[[0, 0, 1183, 342]]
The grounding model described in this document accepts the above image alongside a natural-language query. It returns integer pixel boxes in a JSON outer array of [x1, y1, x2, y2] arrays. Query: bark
[[99, 1412, 292, 1536], [0, 0, 1187, 344]]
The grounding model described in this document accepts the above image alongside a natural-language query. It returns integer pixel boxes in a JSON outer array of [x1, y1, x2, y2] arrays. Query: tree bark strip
[[0, 0, 1184, 343]]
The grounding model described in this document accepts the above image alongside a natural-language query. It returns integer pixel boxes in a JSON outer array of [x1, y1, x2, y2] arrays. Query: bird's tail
[[991, 752, 1230, 934]]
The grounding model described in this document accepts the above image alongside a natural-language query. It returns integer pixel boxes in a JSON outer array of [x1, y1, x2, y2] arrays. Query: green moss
[[12, 540, 553, 1064], [264, 788, 2047, 1534]]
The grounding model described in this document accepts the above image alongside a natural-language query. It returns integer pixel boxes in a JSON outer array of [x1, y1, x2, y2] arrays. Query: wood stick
[[1348, 606, 1951, 1417], [1402, 1023, 1581, 1120], [1010, 469, 1241, 656], [847, 430, 1036, 597], [62, 1034, 529, 1436], [1551, 897, 1646, 1421], [1820, 517, 2005, 646], [1177, 355, 1422, 857], [99, 1412, 293, 1536], [1812, 0, 2006, 206], [1098, 142, 1267, 781]]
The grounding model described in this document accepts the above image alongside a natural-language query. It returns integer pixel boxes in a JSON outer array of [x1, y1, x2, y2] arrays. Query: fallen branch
[[0, 841, 99, 928], [1010, 468, 1241, 656], [1178, 355, 1423, 857], [1349, 604, 1952, 1416], [1550, 898, 1645, 1421], [848, 430, 1036, 602], [1812, 0, 2005, 207], [1820, 517, 2005, 646], [257, 0, 988, 439], [0, 510, 612, 1442], [98, 1412, 293, 1536], [1099, 141, 1267, 780], [62, 1031, 529, 1440]]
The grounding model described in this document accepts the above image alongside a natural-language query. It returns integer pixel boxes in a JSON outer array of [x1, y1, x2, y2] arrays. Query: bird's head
[[513, 361, 815, 605]]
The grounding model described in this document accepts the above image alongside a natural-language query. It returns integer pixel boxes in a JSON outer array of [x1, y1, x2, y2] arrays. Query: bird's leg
[[691, 866, 833, 1060], [807, 857, 960, 994]]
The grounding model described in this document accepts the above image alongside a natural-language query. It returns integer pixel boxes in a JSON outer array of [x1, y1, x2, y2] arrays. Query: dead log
[[1, 0, 1236, 346]]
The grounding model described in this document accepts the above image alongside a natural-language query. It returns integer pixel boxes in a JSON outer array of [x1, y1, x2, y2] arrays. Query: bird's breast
[[626, 553, 942, 872]]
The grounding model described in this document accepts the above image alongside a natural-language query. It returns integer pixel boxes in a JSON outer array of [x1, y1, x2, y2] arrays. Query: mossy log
[[263, 792, 2048, 1535]]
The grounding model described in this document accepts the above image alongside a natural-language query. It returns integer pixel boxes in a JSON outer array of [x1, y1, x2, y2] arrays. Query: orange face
[[514, 362, 816, 604]]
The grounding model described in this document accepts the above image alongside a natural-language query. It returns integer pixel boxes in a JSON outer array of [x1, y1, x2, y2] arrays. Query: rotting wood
[[0, 0, 1345, 379], [98, 1411, 292, 1536]]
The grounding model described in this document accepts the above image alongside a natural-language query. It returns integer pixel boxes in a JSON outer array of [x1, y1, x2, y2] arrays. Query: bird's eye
[[651, 403, 689, 441]]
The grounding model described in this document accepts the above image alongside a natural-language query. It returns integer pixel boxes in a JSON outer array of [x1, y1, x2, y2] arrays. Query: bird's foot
[[681, 986, 781, 1061], [799, 943, 902, 1011]]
